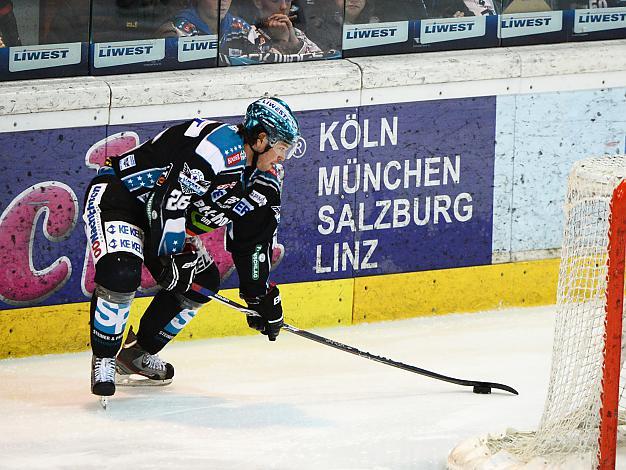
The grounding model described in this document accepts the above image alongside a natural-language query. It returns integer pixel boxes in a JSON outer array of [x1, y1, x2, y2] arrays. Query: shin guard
[[90, 293, 132, 358], [136, 290, 200, 354]]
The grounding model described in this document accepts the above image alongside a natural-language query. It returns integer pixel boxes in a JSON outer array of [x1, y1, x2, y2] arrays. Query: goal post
[[448, 155, 626, 470], [600, 177, 626, 468]]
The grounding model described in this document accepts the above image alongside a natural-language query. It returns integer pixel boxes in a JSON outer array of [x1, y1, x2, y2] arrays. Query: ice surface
[[0, 305, 611, 470]]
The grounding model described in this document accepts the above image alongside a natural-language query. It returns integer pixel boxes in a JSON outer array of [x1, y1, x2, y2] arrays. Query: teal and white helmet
[[244, 97, 300, 146]]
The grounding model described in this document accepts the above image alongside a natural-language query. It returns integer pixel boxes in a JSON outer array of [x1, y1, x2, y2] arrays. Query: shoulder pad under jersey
[[194, 124, 247, 175]]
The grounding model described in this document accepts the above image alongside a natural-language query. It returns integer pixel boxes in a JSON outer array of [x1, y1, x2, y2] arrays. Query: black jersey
[[226, 164, 283, 254], [107, 118, 254, 257]]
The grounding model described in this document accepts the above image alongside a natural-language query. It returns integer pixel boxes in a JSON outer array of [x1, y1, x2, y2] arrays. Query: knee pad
[[94, 252, 142, 295], [94, 284, 136, 304], [178, 261, 220, 306]]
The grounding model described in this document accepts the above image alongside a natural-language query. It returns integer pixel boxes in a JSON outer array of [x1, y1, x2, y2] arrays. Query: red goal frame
[[599, 180, 626, 469]]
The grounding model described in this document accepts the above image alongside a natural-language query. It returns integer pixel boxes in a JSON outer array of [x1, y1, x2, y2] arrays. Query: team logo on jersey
[[178, 162, 210, 195]]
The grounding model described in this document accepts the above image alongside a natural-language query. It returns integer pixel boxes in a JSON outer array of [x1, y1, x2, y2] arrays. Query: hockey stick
[[191, 283, 519, 396]]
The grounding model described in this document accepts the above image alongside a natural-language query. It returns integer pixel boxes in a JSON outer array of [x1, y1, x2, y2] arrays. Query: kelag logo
[[342, 21, 408, 50], [9, 43, 82, 72], [94, 39, 165, 68]]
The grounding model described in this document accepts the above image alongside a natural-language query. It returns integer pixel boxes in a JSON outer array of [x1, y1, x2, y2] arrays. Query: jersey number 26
[[166, 189, 192, 211]]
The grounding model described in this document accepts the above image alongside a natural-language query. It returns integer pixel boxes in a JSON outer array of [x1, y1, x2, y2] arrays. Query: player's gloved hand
[[243, 285, 284, 341], [158, 251, 199, 293]]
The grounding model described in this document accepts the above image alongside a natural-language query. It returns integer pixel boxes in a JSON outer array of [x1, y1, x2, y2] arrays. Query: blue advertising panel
[[415, 15, 499, 50], [499, 11, 567, 45], [0, 42, 88, 81], [343, 17, 499, 57], [341, 21, 413, 57], [276, 99, 496, 283], [0, 98, 495, 309], [567, 7, 626, 40], [89, 37, 217, 75], [89, 0, 220, 75], [0, 0, 90, 81]]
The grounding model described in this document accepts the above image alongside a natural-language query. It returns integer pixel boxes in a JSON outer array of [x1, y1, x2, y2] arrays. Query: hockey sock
[[90, 295, 131, 357], [136, 290, 198, 354]]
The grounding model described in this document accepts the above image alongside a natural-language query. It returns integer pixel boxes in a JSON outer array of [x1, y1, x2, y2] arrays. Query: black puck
[[473, 385, 492, 394]]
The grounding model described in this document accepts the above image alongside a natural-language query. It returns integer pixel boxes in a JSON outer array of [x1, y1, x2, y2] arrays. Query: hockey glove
[[158, 251, 199, 293], [243, 285, 284, 341]]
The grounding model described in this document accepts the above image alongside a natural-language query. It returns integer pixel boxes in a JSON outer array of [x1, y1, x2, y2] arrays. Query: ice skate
[[91, 355, 116, 408], [116, 327, 174, 386]]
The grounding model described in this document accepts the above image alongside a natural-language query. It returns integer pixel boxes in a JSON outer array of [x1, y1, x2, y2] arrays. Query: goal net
[[448, 155, 626, 470]]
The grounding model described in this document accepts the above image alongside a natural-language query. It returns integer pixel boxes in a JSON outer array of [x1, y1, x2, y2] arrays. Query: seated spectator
[[0, 0, 21, 47], [461, 0, 497, 15], [158, 0, 224, 36], [249, 0, 322, 55], [427, 0, 497, 15], [296, 0, 343, 51]]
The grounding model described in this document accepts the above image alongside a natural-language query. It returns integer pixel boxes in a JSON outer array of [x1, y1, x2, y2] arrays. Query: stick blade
[[487, 382, 519, 395]]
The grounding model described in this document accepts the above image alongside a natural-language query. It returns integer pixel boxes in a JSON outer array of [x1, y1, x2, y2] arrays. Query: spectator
[[250, 0, 322, 55], [432, 0, 498, 16], [462, 0, 497, 16], [158, 0, 236, 37], [424, 0, 473, 17], [295, 0, 342, 51], [0, 0, 21, 47], [344, 0, 379, 23]]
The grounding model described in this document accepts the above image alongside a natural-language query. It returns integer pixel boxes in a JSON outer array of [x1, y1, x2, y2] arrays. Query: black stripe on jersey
[[253, 174, 281, 194]]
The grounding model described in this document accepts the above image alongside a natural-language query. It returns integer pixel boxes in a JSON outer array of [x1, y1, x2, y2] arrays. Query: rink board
[[0, 96, 496, 309], [353, 258, 560, 323], [1, 42, 625, 358], [0, 260, 558, 358]]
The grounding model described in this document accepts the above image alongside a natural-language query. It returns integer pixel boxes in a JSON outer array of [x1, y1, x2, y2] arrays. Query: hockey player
[[83, 97, 299, 397]]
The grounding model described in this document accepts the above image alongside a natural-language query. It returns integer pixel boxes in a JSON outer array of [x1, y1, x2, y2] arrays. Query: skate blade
[[116, 373, 172, 387], [99, 396, 108, 409]]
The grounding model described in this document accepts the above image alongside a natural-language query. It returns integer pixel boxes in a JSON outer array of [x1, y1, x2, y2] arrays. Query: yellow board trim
[[353, 259, 560, 322], [0, 260, 559, 359], [0, 279, 354, 359]]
